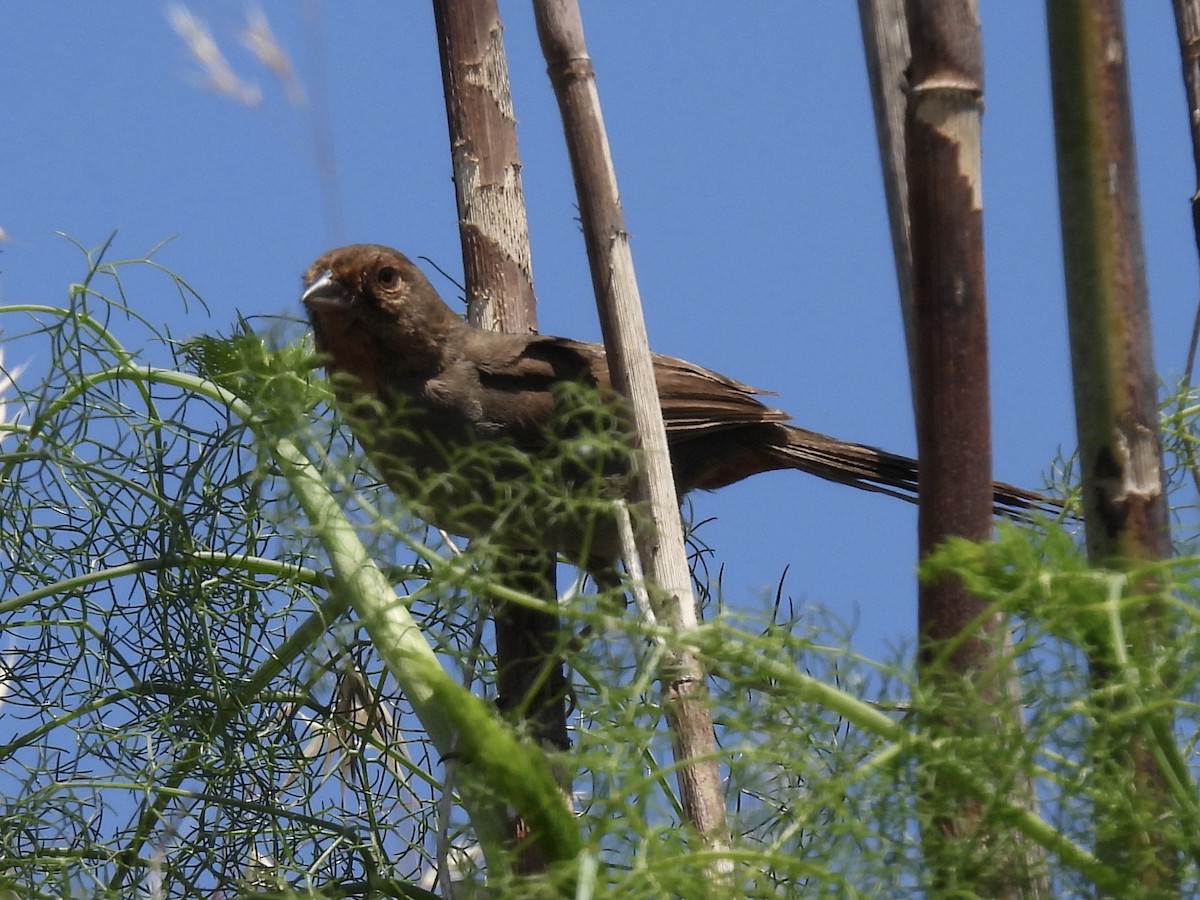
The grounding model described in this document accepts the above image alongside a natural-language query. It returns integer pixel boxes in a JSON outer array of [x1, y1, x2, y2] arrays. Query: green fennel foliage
[[1, 239, 1199, 897]]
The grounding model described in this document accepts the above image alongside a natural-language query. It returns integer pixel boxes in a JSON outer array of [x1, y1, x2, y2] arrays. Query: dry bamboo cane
[[531, 0, 733, 873]]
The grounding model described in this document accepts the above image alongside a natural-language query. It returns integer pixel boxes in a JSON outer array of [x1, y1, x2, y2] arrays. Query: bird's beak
[[301, 270, 352, 312]]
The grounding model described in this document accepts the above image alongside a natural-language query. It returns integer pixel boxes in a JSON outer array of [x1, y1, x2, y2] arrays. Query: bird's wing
[[472, 335, 599, 387], [465, 335, 602, 438], [470, 334, 787, 438], [647, 354, 789, 434]]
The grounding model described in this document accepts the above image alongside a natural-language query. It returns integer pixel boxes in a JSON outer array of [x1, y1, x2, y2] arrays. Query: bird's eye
[[377, 265, 399, 287]]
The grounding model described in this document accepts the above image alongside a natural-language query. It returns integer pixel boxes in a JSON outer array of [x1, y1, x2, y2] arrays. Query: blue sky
[[2, 4, 1195, 662]]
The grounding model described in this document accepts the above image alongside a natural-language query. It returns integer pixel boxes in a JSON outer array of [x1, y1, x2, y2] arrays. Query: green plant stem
[[64, 365, 581, 886], [687, 623, 1122, 893]]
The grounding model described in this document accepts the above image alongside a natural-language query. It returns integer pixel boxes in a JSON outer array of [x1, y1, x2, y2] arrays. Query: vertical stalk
[[1046, 1, 1178, 892], [1172, 0, 1200, 305], [432, 0, 568, 878], [1171, 1, 1200, 501], [857, 0, 917, 393], [906, 2, 1043, 895], [433, 0, 538, 336], [531, 0, 731, 871], [1172, 0, 1200, 493]]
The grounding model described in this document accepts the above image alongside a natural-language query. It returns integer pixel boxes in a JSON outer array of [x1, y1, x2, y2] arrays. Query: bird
[[301, 243, 1058, 570]]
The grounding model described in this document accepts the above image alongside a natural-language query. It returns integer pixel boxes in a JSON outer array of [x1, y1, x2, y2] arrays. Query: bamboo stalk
[[1046, 1, 1178, 892], [1171, 0, 1200, 499], [530, 0, 731, 870], [857, 0, 916, 390], [1172, 0, 1200, 328], [1172, 0, 1200, 392], [433, 0, 537, 336], [432, 0, 569, 878], [904, 2, 1045, 895], [860, 3, 1047, 893]]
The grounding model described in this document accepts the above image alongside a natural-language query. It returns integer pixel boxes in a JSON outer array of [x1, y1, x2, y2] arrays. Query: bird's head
[[301, 244, 463, 380]]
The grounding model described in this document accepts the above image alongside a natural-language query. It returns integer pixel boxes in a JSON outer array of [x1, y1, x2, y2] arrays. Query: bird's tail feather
[[775, 425, 1063, 520]]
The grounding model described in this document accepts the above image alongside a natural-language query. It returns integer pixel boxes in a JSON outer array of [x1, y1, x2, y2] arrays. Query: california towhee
[[302, 244, 1055, 568]]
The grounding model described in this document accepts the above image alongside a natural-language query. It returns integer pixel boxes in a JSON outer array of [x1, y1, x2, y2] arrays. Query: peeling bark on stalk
[[905, 2, 1045, 896], [1047, 2, 1178, 892], [433, 0, 569, 879], [1048, 2, 1168, 566], [907, 7, 992, 588], [435, 0, 537, 337]]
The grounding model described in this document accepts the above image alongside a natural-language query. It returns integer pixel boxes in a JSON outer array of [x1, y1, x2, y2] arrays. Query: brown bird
[[302, 243, 1056, 568]]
